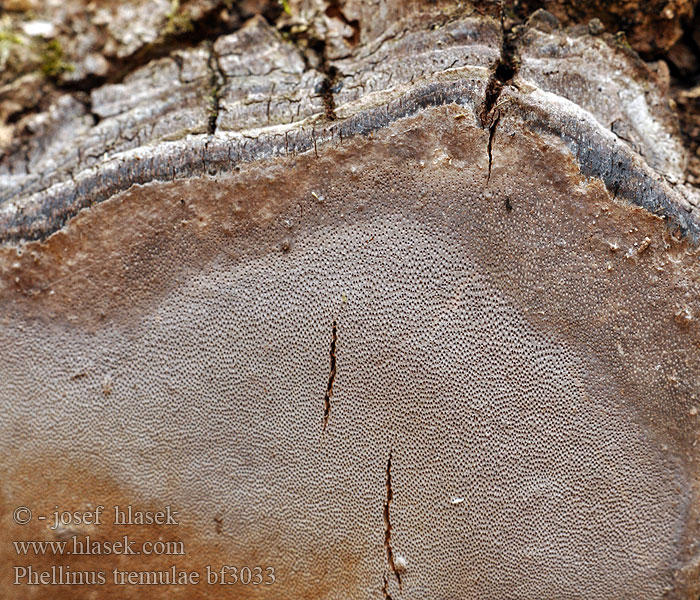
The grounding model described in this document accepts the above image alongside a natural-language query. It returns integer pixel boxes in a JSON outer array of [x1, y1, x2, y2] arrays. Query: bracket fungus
[[1, 1, 699, 599]]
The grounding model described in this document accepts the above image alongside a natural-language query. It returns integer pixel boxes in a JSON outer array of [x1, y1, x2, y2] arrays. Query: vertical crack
[[383, 449, 401, 588], [206, 41, 224, 135], [280, 7, 341, 122], [303, 34, 338, 121], [486, 113, 500, 184], [317, 64, 339, 121], [322, 320, 337, 431], [481, 5, 520, 185], [213, 515, 223, 534], [381, 574, 393, 600]]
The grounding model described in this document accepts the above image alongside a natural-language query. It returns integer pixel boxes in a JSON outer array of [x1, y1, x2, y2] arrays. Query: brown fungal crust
[[1, 102, 699, 599], [1, 2, 700, 599]]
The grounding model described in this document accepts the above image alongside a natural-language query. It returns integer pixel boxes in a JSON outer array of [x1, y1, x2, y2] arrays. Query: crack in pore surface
[[322, 320, 337, 431], [383, 449, 401, 588], [486, 112, 500, 184], [381, 574, 393, 600]]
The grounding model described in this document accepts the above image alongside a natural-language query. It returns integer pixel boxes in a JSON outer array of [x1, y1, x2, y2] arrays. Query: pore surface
[[0, 211, 686, 599]]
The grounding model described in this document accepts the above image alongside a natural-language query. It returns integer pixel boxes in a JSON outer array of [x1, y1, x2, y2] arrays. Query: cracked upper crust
[[0, 3, 698, 244]]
